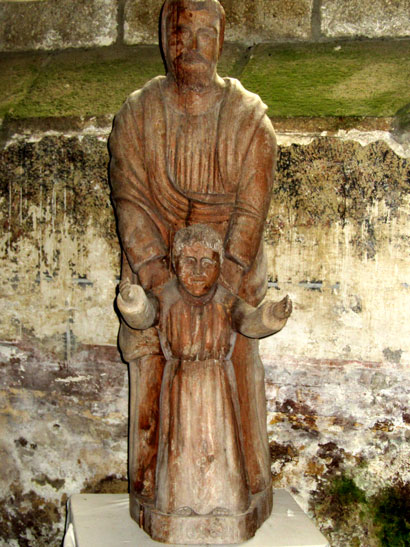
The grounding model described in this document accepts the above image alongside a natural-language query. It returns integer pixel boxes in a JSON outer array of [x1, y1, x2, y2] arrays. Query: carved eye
[[201, 258, 216, 268], [177, 26, 192, 44], [181, 256, 196, 267], [197, 28, 216, 44]]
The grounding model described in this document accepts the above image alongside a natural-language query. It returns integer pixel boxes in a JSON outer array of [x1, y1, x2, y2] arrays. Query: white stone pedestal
[[63, 489, 329, 547]]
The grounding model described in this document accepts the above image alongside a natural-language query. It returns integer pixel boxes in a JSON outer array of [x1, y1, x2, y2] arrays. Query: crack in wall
[[311, 0, 323, 41]]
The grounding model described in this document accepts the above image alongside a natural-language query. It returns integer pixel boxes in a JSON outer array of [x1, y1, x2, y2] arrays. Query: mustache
[[176, 51, 210, 66]]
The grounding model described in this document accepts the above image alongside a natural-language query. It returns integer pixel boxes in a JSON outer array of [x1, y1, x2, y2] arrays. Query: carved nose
[[191, 33, 198, 50]]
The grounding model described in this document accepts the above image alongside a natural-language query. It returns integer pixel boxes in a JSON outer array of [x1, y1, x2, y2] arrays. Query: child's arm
[[232, 295, 292, 339], [117, 280, 158, 330]]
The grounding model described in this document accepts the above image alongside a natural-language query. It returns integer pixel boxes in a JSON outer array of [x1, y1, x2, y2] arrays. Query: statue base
[[130, 486, 273, 544], [64, 489, 330, 546]]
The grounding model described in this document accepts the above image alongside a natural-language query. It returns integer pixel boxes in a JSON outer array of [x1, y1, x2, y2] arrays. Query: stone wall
[[262, 133, 410, 545], [1, 124, 409, 546], [0, 0, 409, 51], [0, 0, 118, 51]]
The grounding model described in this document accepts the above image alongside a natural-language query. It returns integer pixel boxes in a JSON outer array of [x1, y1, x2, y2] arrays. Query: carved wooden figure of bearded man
[[109, 0, 277, 542]]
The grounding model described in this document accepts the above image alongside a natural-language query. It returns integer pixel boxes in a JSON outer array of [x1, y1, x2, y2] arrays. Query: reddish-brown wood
[[109, 1, 291, 543]]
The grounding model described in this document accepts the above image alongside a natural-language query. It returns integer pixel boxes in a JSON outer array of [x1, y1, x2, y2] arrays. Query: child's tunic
[[154, 280, 251, 515]]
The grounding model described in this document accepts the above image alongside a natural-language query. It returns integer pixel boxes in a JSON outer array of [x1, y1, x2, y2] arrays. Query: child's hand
[[119, 280, 145, 304], [263, 295, 292, 324]]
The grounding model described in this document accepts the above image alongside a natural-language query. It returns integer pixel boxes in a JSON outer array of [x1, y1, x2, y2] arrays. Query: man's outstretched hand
[[119, 279, 145, 306], [261, 295, 292, 327]]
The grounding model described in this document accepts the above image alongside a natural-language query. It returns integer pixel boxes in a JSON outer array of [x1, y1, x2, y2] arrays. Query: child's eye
[[201, 258, 215, 268], [182, 257, 196, 265]]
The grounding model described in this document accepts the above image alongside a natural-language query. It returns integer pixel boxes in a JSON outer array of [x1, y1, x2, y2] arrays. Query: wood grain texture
[[109, 1, 290, 542]]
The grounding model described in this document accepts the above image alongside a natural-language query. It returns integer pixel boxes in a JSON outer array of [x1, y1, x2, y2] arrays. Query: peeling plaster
[[277, 129, 410, 158]]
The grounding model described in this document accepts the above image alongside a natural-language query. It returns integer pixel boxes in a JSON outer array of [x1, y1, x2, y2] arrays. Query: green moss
[[372, 482, 410, 547], [330, 475, 367, 507], [240, 40, 410, 117], [0, 54, 46, 117], [395, 103, 410, 133], [11, 46, 166, 118], [218, 42, 249, 79], [2, 40, 409, 120], [312, 474, 410, 546], [312, 473, 369, 535], [8, 43, 245, 119]]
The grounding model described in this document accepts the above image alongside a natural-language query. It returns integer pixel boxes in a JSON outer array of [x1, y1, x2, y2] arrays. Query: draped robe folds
[[154, 281, 250, 516], [109, 75, 277, 500]]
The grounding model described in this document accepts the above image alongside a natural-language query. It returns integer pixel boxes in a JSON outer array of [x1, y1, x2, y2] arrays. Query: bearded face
[[163, 3, 222, 90]]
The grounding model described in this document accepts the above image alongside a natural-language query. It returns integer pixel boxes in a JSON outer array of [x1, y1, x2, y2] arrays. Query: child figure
[[117, 224, 292, 518]]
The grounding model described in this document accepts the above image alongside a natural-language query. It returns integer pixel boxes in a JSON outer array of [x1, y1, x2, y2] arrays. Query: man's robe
[[109, 75, 277, 499]]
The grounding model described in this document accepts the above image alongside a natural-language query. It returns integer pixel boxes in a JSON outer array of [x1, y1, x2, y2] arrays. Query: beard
[[171, 52, 215, 91]]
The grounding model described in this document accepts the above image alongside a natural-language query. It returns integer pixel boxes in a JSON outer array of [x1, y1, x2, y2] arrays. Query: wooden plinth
[[64, 490, 330, 546], [130, 487, 273, 544]]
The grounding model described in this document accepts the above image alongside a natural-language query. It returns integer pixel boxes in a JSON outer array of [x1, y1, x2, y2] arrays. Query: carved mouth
[[178, 53, 208, 66]]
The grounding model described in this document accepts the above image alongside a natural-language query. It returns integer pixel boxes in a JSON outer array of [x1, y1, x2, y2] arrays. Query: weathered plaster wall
[[124, 0, 314, 44], [0, 134, 127, 546], [321, 0, 410, 39], [0, 0, 409, 52], [261, 134, 410, 546], [1, 127, 409, 545], [0, 0, 118, 52]]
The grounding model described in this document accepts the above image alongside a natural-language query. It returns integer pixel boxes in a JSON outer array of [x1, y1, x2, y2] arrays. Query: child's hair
[[172, 224, 224, 268]]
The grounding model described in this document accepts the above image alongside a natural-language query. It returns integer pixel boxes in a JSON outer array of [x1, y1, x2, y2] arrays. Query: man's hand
[[117, 280, 157, 329], [138, 257, 170, 291], [119, 279, 145, 305], [261, 295, 292, 326], [119, 279, 132, 302]]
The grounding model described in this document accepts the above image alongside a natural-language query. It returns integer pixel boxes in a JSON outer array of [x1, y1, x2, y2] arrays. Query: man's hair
[[172, 224, 224, 268], [161, 0, 225, 58]]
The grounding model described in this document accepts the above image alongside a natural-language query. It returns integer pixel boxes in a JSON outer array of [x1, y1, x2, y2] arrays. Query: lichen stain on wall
[[0, 136, 120, 351], [262, 137, 410, 364], [267, 357, 410, 547], [259, 136, 410, 545], [0, 354, 128, 545], [0, 135, 126, 545]]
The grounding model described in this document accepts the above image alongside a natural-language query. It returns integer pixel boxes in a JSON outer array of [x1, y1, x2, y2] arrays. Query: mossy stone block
[[4, 40, 410, 120], [9, 44, 246, 119], [0, 54, 47, 118], [240, 40, 410, 117], [10, 47, 164, 119]]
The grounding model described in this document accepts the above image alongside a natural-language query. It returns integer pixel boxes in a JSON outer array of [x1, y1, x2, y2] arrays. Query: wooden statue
[[117, 225, 291, 543], [108, 0, 290, 542]]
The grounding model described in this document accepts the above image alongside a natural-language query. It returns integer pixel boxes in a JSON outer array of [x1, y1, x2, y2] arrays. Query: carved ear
[[171, 249, 178, 273], [217, 1, 225, 58], [159, 1, 169, 70]]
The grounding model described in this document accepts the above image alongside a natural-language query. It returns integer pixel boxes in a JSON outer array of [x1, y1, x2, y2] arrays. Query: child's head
[[172, 224, 223, 297]]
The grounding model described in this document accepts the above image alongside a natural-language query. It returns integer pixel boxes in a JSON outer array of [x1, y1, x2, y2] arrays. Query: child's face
[[175, 241, 220, 297]]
